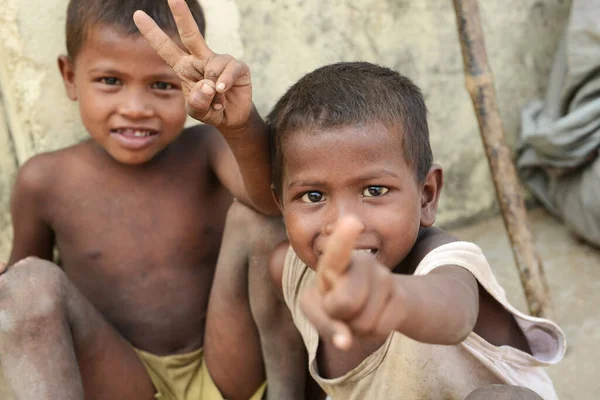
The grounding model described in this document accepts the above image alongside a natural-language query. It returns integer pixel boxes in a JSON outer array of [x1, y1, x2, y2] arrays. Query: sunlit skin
[[47, 26, 235, 355], [279, 123, 423, 274], [3, 1, 286, 398], [60, 24, 188, 165], [269, 122, 532, 379]]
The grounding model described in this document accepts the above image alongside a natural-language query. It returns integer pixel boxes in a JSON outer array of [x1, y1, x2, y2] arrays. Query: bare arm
[[134, 1, 278, 215], [8, 157, 55, 265], [300, 216, 479, 349], [267, 240, 289, 299], [389, 266, 479, 344], [206, 108, 277, 215], [217, 106, 276, 214]]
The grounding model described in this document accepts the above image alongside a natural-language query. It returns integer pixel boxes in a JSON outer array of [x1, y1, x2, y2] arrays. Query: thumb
[[188, 79, 217, 117]]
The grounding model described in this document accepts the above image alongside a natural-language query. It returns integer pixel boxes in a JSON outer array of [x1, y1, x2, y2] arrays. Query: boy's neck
[[86, 138, 174, 173], [393, 227, 456, 275]]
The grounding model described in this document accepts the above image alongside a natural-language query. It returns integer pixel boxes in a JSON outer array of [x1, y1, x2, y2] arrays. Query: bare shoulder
[[177, 124, 221, 151], [268, 240, 290, 298], [14, 141, 96, 200], [401, 227, 459, 273], [14, 151, 63, 198], [169, 125, 223, 171], [415, 226, 459, 252], [180, 124, 234, 160]]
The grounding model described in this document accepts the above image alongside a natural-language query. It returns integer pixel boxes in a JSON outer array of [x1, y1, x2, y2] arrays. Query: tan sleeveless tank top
[[282, 241, 565, 399]]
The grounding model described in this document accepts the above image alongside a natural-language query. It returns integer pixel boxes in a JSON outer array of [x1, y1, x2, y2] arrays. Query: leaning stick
[[452, 0, 553, 319]]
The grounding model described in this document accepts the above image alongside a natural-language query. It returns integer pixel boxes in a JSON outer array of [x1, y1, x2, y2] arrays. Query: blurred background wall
[[0, 0, 571, 260]]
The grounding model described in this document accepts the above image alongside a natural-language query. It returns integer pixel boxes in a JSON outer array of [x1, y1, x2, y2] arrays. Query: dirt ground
[[450, 208, 600, 399], [0, 208, 598, 399]]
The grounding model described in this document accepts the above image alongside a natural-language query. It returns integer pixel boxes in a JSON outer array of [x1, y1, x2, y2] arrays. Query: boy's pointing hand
[[300, 216, 405, 351]]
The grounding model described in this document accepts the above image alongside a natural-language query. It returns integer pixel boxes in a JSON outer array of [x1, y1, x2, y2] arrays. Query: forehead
[[75, 24, 177, 73], [282, 122, 409, 182]]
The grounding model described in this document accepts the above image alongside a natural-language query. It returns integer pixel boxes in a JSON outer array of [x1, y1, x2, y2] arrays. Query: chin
[[292, 247, 319, 271], [111, 151, 155, 165]]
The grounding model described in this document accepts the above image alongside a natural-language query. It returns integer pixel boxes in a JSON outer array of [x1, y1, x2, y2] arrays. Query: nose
[[117, 88, 154, 119], [322, 199, 366, 235]]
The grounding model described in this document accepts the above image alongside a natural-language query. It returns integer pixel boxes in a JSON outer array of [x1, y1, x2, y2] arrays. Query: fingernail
[[216, 82, 226, 92], [333, 333, 350, 350], [201, 83, 214, 95], [213, 103, 223, 111]]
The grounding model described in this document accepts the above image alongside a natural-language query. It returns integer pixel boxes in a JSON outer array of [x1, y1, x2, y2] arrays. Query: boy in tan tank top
[[266, 62, 566, 399]]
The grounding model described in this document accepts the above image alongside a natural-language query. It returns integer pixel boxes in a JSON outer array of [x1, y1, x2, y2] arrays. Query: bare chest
[[48, 173, 232, 272]]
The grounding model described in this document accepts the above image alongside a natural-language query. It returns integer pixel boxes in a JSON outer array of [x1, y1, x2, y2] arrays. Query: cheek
[[375, 201, 421, 260], [79, 100, 110, 134], [161, 97, 187, 129], [77, 89, 111, 122], [284, 210, 311, 241], [284, 209, 321, 262]]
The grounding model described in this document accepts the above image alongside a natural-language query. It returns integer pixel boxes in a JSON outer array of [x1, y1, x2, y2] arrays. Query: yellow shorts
[[133, 347, 266, 400]]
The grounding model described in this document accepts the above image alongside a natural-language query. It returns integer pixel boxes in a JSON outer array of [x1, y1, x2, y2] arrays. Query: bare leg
[[247, 217, 307, 400], [0, 257, 155, 400], [204, 201, 306, 400], [465, 385, 544, 400], [203, 202, 267, 400]]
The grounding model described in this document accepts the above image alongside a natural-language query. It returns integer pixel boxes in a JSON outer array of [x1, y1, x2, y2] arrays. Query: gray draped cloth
[[517, 0, 600, 246]]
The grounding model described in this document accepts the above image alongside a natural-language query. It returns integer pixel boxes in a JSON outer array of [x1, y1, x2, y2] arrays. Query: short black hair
[[268, 61, 432, 195], [66, 0, 206, 59]]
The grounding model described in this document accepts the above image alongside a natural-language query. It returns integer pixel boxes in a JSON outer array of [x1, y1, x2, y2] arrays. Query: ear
[[419, 164, 443, 227], [58, 55, 78, 101], [271, 184, 284, 213]]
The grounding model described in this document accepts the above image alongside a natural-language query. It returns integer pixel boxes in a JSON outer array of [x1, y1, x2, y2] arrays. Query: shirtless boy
[[0, 0, 304, 399]]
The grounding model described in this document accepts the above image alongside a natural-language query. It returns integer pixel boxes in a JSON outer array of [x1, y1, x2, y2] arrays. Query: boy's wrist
[[219, 105, 264, 140], [390, 276, 410, 334]]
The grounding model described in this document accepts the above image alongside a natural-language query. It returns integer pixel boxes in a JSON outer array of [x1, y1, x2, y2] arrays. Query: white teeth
[[113, 129, 152, 137], [353, 249, 376, 255]]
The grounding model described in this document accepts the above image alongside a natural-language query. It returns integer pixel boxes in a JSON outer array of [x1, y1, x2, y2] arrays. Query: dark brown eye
[[152, 81, 174, 90], [100, 77, 120, 85], [363, 186, 388, 197], [301, 191, 326, 203]]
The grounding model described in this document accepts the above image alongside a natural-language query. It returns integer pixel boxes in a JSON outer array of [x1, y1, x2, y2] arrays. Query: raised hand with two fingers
[[133, 0, 253, 131]]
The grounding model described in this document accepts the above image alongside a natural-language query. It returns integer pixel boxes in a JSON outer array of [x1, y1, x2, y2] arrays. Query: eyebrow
[[287, 179, 326, 189], [88, 68, 177, 81], [354, 169, 400, 181], [286, 169, 400, 189], [89, 67, 126, 76]]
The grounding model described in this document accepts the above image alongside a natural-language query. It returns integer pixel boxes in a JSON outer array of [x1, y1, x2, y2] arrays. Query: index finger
[[317, 215, 363, 292], [133, 10, 187, 67], [168, 0, 213, 58]]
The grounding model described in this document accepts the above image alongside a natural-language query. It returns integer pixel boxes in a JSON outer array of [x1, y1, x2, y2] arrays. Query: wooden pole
[[452, 0, 553, 318]]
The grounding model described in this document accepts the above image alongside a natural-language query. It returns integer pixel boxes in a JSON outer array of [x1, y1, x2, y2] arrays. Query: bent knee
[[226, 200, 270, 228], [249, 269, 289, 331], [227, 201, 285, 240], [0, 257, 66, 330], [464, 385, 543, 400]]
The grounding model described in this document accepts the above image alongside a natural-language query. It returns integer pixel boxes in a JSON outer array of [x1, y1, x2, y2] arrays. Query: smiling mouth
[[110, 128, 158, 138], [353, 248, 378, 255], [316, 248, 379, 260]]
